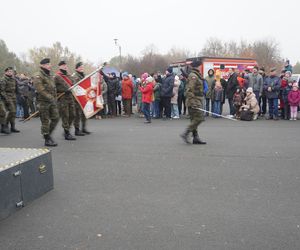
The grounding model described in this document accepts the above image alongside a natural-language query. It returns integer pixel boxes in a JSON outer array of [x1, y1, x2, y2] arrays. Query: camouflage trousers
[[58, 97, 75, 131], [5, 97, 16, 124], [0, 100, 7, 125], [187, 107, 205, 133], [38, 102, 59, 135], [74, 102, 86, 129]]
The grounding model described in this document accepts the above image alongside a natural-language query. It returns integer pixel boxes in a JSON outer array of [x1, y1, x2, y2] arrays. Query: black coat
[[226, 73, 238, 99], [161, 73, 175, 98]]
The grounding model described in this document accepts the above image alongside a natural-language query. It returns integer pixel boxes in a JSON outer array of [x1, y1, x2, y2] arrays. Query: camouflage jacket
[[33, 69, 57, 103], [54, 72, 73, 100], [0, 75, 17, 100], [72, 71, 84, 84], [185, 68, 204, 108]]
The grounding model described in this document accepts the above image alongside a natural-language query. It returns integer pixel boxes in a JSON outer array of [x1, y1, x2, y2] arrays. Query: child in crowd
[[211, 71, 224, 118], [139, 76, 154, 123], [288, 82, 300, 120]]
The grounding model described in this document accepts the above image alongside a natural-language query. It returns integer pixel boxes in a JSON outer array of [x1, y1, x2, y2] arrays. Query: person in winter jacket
[[258, 67, 267, 116], [284, 60, 293, 73], [171, 75, 180, 119], [178, 75, 186, 115], [153, 74, 161, 118], [211, 71, 224, 118], [139, 76, 154, 123], [226, 68, 238, 116], [160, 67, 174, 119], [264, 68, 281, 120], [121, 72, 134, 117], [248, 66, 263, 100], [105, 73, 118, 117], [240, 87, 260, 120], [205, 69, 215, 116], [280, 71, 293, 118], [288, 82, 300, 120], [282, 81, 293, 120]]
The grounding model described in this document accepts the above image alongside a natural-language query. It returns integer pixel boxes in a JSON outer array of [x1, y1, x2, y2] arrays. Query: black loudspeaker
[[0, 148, 54, 221], [220, 64, 225, 70]]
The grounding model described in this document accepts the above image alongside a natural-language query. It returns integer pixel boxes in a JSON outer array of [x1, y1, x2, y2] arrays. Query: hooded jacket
[[288, 89, 300, 106]]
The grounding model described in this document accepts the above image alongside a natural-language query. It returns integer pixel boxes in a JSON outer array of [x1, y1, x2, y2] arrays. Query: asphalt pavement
[[0, 114, 300, 250]]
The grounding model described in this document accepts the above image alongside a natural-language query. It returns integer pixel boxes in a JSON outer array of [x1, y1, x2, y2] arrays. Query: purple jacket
[[288, 90, 300, 106]]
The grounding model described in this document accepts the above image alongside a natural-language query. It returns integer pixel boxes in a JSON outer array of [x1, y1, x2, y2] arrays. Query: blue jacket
[[282, 85, 293, 103], [264, 76, 281, 99]]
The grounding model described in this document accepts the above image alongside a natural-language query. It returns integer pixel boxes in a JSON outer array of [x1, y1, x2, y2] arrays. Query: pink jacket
[[288, 90, 300, 106]]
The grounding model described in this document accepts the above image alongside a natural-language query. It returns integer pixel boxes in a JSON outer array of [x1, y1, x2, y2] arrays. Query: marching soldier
[[33, 58, 59, 146], [73, 62, 90, 135], [0, 67, 20, 133], [0, 93, 9, 134], [54, 61, 76, 140], [180, 60, 207, 144]]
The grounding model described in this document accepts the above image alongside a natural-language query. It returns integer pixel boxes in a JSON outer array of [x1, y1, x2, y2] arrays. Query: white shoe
[[173, 116, 180, 119]]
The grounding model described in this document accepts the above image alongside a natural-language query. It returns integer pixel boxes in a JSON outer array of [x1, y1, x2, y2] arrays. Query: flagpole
[[194, 107, 238, 121], [23, 67, 102, 123]]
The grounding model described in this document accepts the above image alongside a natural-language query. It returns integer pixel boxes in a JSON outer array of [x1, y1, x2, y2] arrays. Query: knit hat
[[122, 72, 129, 78], [146, 76, 154, 83], [166, 67, 173, 74], [141, 72, 148, 82], [40, 58, 50, 65], [246, 87, 253, 93]]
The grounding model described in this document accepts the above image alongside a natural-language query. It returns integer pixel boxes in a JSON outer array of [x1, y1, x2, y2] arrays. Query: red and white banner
[[72, 72, 103, 119]]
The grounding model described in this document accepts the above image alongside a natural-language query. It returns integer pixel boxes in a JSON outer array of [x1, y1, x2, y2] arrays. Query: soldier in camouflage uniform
[[54, 61, 76, 140], [181, 60, 207, 144], [73, 62, 90, 135], [33, 58, 59, 147], [0, 67, 20, 133], [0, 94, 9, 134]]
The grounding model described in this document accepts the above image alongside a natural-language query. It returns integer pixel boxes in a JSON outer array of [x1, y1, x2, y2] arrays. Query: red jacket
[[122, 78, 134, 99], [139, 83, 153, 103], [288, 89, 300, 106]]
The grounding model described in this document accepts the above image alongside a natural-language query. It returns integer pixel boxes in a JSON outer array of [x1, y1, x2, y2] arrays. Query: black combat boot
[[75, 128, 85, 136], [64, 129, 76, 141], [44, 134, 57, 147], [1, 124, 10, 134], [10, 122, 20, 133], [180, 129, 191, 144], [192, 131, 207, 145], [82, 127, 91, 134]]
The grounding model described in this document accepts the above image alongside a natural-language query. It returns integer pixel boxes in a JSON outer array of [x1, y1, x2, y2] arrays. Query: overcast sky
[[1, 0, 299, 65]]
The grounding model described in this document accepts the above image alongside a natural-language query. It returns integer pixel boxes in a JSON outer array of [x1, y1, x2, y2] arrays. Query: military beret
[[75, 62, 83, 69], [40, 58, 50, 65], [58, 60, 66, 66], [4, 67, 13, 72]]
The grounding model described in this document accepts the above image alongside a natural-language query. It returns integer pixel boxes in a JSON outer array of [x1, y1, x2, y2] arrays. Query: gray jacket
[[248, 73, 263, 95]]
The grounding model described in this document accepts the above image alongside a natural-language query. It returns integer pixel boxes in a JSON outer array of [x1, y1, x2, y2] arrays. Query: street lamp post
[[113, 38, 122, 68]]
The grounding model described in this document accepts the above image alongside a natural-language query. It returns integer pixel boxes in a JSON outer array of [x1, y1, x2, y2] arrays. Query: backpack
[[240, 110, 253, 121]]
